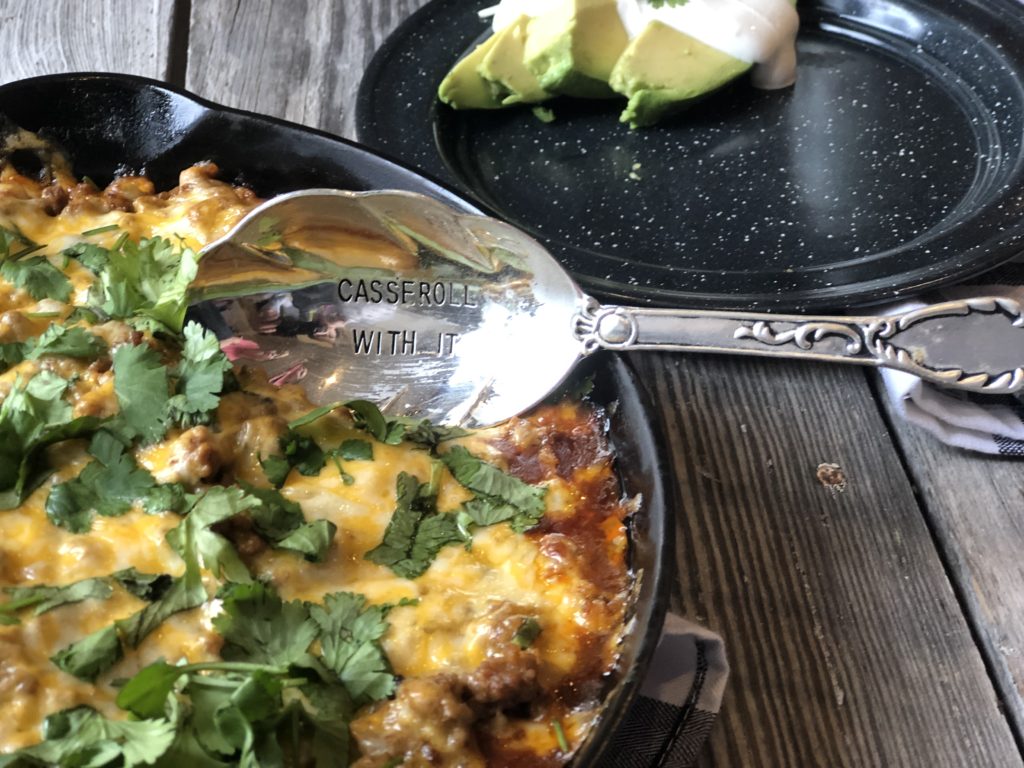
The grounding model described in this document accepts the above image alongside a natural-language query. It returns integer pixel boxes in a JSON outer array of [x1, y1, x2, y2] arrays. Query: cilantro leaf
[[213, 581, 319, 668], [116, 660, 186, 719], [260, 430, 325, 487], [51, 488, 224, 682], [241, 483, 336, 563], [0, 341, 23, 373], [365, 472, 467, 579], [395, 419, 469, 450], [309, 593, 395, 706], [647, 0, 690, 6], [51, 625, 123, 682], [0, 372, 102, 509], [259, 454, 291, 488], [0, 256, 72, 302], [512, 617, 542, 649], [287, 401, 346, 430], [112, 342, 170, 444], [338, 439, 372, 461], [298, 685, 353, 768], [441, 446, 546, 532], [0, 225, 37, 261], [111, 568, 175, 602], [25, 324, 107, 360], [45, 436, 159, 532], [276, 519, 337, 563], [166, 322, 233, 429], [0, 706, 176, 768], [67, 235, 200, 333], [0, 577, 112, 625], [142, 482, 191, 516], [166, 486, 260, 584], [114, 569, 207, 650], [344, 400, 403, 445]]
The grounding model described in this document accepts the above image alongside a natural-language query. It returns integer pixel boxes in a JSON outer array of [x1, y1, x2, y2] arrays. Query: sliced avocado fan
[[438, 33, 505, 109], [480, 15, 551, 105], [438, 16, 549, 109]]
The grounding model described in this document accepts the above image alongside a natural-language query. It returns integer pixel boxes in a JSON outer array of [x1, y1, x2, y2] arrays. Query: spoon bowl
[[191, 190, 1024, 427]]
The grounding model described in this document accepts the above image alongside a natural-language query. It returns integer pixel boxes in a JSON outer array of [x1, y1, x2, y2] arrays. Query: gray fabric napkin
[[879, 258, 1024, 456], [599, 614, 729, 767]]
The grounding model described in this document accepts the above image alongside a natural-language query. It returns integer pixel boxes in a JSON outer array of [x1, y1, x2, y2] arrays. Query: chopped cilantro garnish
[[0, 225, 38, 261], [240, 483, 337, 563], [0, 706, 176, 767], [0, 577, 112, 626], [24, 325, 107, 360], [166, 322, 233, 429], [0, 372, 102, 509], [49, 488, 247, 682], [0, 256, 72, 302], [80, 223, 121, 236], [309, 592, 395, 705], [345, 400, 405, 445], [66, 234, 199, 332], [442, 445, 546, 532], [214, 581, 321, 669], [112, 342, 170, 444], [288, 400, 347, 430], [45, 434, 160, 533], [512, 617, 542, 649], [0, 342, 23, 373], [102, 583, 398, 767], [552, 720, 570, 752], [338, 438, 373, 461], [260, 430, 326, 487], [365, 472, 467, 579], [166, 486, 261, 584], [50, 625, 124, 682]]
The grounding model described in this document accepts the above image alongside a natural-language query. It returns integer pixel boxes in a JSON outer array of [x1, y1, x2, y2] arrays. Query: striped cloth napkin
[[879, 258, 1024, 456], [599, 614, 728, 767]]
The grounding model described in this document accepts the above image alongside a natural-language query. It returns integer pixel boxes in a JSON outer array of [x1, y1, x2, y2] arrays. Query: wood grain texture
[[629, 354, 1022, 767], [882, 398, 1024, 742], [187, 0, 430, 139], [0, 0, 174, 82]]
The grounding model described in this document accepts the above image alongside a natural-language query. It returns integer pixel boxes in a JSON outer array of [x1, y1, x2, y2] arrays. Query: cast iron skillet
[[0, 73, 673, 767]]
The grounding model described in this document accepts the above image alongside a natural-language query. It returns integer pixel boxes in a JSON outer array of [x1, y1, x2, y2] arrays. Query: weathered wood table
[[2, 1, 1022, 765]]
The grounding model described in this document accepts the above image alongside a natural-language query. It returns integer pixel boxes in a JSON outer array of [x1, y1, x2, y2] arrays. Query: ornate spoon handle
[[576, 296, 1024, 394]]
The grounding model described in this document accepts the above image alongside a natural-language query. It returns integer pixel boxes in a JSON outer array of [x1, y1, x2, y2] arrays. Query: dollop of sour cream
[[479, 0, 552, 32], [480, 0, 799, 90]]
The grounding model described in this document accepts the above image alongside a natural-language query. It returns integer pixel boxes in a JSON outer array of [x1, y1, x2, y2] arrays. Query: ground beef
[[350, 676, 484, 768]]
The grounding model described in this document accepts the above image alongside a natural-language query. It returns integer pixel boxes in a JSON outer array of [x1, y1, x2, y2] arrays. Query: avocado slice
[[524, 0, 630, 99], [610, 20, 752, 128], [438, 33, 505, 110], [478, 15, 551, 105]]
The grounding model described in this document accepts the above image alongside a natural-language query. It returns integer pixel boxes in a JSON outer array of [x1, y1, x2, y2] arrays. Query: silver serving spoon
[[190, 190, 1024, 427]]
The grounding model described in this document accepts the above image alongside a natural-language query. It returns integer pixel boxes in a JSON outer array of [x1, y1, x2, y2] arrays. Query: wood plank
[[881, 393, 1024, 740], [186, 0, 430, 140], [628, 354, 1022, 767], [0, 0, 175, 82]]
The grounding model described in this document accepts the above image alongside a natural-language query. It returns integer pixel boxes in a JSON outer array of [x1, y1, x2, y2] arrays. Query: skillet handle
[[574, 296, 1024, 394]]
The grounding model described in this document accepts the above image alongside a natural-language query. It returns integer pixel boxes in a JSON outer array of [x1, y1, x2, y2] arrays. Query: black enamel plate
[[0, 73, 672, 767], [357, 0, 1024, 310]]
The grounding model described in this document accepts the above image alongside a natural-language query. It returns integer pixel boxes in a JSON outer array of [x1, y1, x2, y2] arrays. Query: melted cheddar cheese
[[0, 159, 631, 767]]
